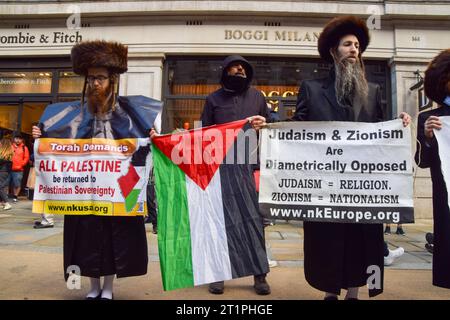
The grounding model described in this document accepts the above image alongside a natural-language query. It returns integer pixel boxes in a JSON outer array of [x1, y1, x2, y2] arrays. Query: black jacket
[[199, 56, 270, 277], [0, 159, 11, 172], [293, 69, 383, 122], [293, 69, 384, 297], [415, 106, 450, 289]]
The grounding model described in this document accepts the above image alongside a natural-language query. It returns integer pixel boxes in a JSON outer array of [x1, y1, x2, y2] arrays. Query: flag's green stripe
[[152, 144, 193, 290], [125, 189, 140, 212]]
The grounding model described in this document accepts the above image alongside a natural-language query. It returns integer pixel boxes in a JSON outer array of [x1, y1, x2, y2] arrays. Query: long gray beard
[[334, 60, 369, 108]]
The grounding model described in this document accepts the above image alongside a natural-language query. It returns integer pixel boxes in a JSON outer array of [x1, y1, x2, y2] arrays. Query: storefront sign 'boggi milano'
[[224, 29, 320, 42]]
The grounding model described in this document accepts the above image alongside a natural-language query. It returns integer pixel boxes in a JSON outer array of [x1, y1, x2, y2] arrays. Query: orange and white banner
[[32, 137, 151, 216]]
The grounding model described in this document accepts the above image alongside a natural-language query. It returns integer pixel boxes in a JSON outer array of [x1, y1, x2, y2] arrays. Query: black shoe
[[86, 291, 102, 300], [396, 227, 405, 235], [425, 243, 434, 254], [426, 232, 434, 244], [324, 296, 338, 300], [34, 223, 54, 229], [152, 225, 157, 234], [384, 226, 391, 234], [208, 281, 224, 294], [253, 274, 271, 295]]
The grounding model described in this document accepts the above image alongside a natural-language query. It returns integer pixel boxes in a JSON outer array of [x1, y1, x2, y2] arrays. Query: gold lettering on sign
[[260, 90, 297, 106], [282, 91, 295, 98], [224, 30, 268, 41], [225, 30, 318, 42], [274, 31, 285, 41]]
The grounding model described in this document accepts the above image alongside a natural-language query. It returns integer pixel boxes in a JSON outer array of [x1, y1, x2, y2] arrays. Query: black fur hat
[[424, 49, 450, 105], [318, 15, 370, 63], [71, 40, 128, 75]]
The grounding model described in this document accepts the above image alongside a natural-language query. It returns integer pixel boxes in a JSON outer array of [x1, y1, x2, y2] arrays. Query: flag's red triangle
[[118, 164, 140, 198], [152, 120, 248, 190]]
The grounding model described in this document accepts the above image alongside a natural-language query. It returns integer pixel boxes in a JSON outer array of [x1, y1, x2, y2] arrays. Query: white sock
[[345, 287, 359, 300], [101, 275, 115, 299], [86, 277, 101, 298]]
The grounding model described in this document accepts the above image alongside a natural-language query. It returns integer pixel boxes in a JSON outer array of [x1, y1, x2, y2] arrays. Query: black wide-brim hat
[[71, 40, 128, 75], [318, 15, 370, 63], [424, 49, 450, 105]]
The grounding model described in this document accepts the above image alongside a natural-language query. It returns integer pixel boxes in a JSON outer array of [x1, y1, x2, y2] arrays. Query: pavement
[[1, 197, 449, 300]]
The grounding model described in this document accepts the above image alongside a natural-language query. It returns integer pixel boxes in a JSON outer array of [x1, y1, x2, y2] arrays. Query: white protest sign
[[259, 120, 414, 224], [32, 137, 151, 216], [433, 116, 450, 212]]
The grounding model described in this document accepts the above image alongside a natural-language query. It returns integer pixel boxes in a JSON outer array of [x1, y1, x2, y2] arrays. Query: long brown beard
[[334, 59, 369, 108], [87, 84, 113, 115]]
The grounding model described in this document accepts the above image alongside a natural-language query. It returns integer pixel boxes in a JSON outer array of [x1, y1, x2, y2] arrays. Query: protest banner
[[259, 119, 414, 224], [433, 116, 450, 211], [32, 137, 151, 216]]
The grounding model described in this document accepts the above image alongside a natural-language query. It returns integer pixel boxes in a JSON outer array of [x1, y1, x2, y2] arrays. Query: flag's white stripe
[[186, 170, 232, 285]]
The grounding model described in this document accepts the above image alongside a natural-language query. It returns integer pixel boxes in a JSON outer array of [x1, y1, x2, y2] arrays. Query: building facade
[[1, 0, 449, 217]]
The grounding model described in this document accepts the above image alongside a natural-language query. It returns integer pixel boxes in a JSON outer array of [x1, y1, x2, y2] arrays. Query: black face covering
[[223, 74, 248, 93]]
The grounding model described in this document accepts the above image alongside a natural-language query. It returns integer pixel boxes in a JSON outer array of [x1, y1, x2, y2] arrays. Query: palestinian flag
[[152, 120, 269, 291]]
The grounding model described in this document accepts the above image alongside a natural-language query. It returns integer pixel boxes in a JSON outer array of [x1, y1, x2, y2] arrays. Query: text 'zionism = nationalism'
[[270, 193, 399, 204]]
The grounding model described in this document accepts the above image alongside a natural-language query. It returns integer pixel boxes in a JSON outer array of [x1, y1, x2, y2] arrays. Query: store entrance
[[0, 98, 51, 197], [0, 97, 50, 137]]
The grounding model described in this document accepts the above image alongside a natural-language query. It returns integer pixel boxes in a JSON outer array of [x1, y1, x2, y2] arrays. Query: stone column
[[119, 53, 165, 100]]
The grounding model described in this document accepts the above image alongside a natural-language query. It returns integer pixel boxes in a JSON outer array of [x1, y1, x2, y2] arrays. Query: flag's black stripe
[[219, 163, 270, 278]]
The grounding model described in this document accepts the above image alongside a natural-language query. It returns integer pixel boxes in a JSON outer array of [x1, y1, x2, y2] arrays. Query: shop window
[[164, 57, 390, 132], [58, 71, 84, 93], [0, 71, 52, 94], [0, 104, 18, 131], [163, 98, 205, 132], [21, 102, 48, 134]]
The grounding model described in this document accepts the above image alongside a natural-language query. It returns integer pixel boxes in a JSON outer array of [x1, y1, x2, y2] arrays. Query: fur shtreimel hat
[[318, 15, 370, 63], [424, 49, 450, 105], [71, 40, 128, 75]]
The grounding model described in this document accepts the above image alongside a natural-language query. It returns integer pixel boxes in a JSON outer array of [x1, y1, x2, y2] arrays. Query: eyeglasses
[[87, 75, 109, 85]]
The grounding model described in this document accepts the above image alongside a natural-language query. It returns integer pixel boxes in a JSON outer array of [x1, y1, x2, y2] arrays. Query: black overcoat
[[292, 69, 385, 297], [200, 55, 270, 277], [415, 106, 450, 289]]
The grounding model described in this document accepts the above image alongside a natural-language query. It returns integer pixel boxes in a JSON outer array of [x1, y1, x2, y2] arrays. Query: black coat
[[0, 159, 11, 172], [39, 96, 162, 280], [200, 56, 270, 277], [201, 86, 268, 126], [292, 70, 384, 297], [415, 106, 450, 289]]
